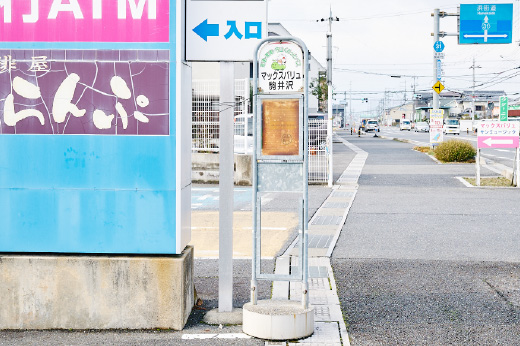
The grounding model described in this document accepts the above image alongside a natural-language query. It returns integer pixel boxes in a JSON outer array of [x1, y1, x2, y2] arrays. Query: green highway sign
[[500, 96, 508, 121]]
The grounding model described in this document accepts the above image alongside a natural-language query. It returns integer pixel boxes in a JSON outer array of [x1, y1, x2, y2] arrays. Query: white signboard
[[186, 0, 267, 61], [430, 109, 444, 144], [258, 41, 304, 94]]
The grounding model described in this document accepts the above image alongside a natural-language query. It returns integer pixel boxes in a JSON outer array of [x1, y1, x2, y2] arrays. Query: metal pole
[[472, 57, 476, 120], [251, 48, 259, 306], [218, 61, 234, 312], [302, 49, 310, 310], [412, 76, 417, 122], [516, 148, 520, 187], [433, 9, 440, 110], [327, 26, 333, 187], [477, 149, 481, 186], [349, 82, 352, 130]]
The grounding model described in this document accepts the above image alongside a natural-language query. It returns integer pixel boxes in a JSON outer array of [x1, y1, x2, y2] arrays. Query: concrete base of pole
[[203, 308, 243, 325], [242, 300, 314, 340]]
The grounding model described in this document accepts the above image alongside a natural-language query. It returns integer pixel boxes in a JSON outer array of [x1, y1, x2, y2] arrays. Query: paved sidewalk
[[266, 133, 365, 346]]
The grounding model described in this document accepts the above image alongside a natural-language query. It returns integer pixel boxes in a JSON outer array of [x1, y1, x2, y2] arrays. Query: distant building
[[385, 90, 506, 124]]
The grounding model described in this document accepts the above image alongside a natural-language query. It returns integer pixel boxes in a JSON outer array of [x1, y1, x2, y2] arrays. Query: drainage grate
[[311, 215, 343, 226]]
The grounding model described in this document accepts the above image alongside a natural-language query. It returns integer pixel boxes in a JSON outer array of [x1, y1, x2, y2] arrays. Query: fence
[[192, 79, 249, 152], [308, 119, 328, 183], [192, 79, 329, 183]]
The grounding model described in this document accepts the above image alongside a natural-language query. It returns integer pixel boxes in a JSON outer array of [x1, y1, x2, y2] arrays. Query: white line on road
[[182, 333, 252, 340]]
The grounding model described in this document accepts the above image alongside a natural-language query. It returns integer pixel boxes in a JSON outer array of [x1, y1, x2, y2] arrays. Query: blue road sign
[[434, 40, 445, 52], [459, 4, 513, 44], [436, 59, 443, 80]]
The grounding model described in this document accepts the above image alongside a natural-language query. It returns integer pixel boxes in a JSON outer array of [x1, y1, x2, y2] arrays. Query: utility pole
[[432, 9, 458, 114], [319, 8, 338, 187], [349, 82, 352, 129], [412, 76, 417, 122], [433, 9, 440, 111], [470, 57, 481, 120]]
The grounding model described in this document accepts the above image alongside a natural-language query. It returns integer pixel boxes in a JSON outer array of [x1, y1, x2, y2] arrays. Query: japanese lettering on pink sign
[[0, 49, 169, 135]]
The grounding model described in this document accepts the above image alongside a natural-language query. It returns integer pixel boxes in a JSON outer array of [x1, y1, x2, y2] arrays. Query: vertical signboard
[[500, 96, 508, 121], [430, 109, 444, 145], [251, 37, 310, 307], [0, 0, 188, 254]]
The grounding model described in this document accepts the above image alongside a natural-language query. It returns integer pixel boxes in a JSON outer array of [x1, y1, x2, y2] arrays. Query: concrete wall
[[0, 246, 194, 330], [192, 153, 252, 185]]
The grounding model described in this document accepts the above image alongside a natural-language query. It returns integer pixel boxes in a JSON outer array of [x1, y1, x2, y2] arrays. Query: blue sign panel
[[0, 1, 179, 254], [434, 40, 445, 52], [459, 4, 513, 44], [436, 60, 443, 80]]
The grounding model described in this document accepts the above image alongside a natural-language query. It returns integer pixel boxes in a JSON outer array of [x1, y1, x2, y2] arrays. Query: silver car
[[365, 120, 380, 132], [414, 122, 429, 132]]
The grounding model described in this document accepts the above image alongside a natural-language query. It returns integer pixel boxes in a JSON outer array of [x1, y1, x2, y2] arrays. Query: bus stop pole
[[219, 61, 235, 312]]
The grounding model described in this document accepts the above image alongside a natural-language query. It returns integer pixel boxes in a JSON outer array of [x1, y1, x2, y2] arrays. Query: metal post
[[412, 76, 417, 122], [303, 50, 310, 310], [327, 29, 333, 187], [219, 61, 234, 312], [472, 57, 476, 120], [244, 78, 250, 153], [433, 9, 440, 110], [251, 52, 259, 306], [516, 147, 520, 188], [477, 149, 481, 186], [349, 82, 352, 129]]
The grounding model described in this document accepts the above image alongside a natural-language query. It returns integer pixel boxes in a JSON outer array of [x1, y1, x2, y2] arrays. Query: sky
[[268, 0, 520, 117]]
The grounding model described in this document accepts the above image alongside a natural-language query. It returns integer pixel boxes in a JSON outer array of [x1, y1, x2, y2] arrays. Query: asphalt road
[[380, 126, 518, 168], [332, 132, 520, 345]]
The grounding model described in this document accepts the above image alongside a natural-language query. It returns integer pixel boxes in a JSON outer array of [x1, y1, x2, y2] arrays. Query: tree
[[309, 72, 328, 112]]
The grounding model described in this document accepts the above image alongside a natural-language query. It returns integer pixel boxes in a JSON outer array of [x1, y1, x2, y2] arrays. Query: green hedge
[[434, 140, 476, 162]]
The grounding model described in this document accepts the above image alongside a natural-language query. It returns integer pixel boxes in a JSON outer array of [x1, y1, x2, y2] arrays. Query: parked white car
[[400, 120, 411, 131], [414, 122, 429, 132]]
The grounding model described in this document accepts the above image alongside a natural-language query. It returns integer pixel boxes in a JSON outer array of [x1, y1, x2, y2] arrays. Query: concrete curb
[[380, 133, 515, 179]]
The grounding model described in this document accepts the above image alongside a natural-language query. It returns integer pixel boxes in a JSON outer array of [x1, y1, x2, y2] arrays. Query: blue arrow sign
[[193, 19, 219, 42], [433, 40, 445, 52], [459, 4, 512, 44]]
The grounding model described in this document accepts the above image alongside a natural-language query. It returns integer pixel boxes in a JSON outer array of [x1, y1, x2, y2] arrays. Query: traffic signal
[[362, 98, 368, 103]]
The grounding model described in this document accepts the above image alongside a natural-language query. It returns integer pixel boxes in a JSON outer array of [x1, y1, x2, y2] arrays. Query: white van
[[400, 120, 411, 131], [443, 118, 460, 135]]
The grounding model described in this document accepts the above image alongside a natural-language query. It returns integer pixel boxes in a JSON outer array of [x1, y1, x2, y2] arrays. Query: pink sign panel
[[477, 121, 519, 148], [478, 136, 519, 149], [0, 0, 169, 42]]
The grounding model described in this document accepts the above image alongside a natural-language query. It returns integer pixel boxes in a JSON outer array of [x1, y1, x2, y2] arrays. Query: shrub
[[434, 140, 476, 162]]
